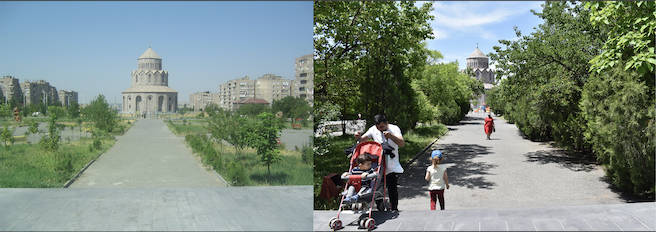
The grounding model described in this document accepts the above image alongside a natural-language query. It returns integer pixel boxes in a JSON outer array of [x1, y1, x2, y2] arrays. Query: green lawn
[[0, 137, 116, 188], [172, 121, 313, 187], [220, 147, 313, 186], [166, 121, 209, 136], [313, 124, 448, 210]]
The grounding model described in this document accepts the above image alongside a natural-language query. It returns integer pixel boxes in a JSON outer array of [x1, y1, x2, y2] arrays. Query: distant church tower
[[465, 46, 496, 109], [122, 47, 178, 115]]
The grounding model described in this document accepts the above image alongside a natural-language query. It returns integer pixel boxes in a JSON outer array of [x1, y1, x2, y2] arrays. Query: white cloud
[[428, 1, 543, 40], [432, 28, 449, 39], [432, 2, 539, 29]]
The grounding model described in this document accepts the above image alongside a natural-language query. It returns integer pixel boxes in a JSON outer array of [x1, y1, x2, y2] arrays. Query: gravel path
[[397, 112, 623, 210]]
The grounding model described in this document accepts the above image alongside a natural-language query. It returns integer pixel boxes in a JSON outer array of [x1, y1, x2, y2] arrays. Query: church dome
[[139, 48, 162, 59], [468, 48, 487, 58]]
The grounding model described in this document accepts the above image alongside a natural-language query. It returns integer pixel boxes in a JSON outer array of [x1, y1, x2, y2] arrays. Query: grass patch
[[0, 137, 116, 188], [184, 133, 312, 187], [166, 121, 209, 136], [313, 123, 448, 210]]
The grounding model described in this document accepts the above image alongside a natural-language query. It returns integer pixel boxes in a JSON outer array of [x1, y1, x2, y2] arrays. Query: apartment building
[[217, 76, 256, 111], [255, 74, 292, 107], [293, 54, 313, 106], [189, 91, 215, 111]]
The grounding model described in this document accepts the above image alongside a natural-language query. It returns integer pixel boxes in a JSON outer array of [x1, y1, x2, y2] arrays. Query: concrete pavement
[[1, 118, 313, 231], [0, 186, 312, 231], [397, 112, 626, 210], [314, 112, 655, 230], [314, 202, 655, 231], [69, 118, 226, 188]]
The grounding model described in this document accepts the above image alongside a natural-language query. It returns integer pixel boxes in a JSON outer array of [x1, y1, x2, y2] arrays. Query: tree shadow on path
[[398, 143, 497, 200], [456, 115, 484, 126], [524, 150, 598, 172]]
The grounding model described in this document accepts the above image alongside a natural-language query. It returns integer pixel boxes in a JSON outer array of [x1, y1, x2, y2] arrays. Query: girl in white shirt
[[425, 150, 450, 210]]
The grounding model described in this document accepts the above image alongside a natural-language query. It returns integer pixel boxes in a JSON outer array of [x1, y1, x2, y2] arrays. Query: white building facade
[[122, 47, 178, 114]]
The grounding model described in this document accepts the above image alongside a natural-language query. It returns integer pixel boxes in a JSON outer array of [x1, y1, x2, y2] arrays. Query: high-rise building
[[217, 76, 255, 111], [0, 76, 21, 104], [255, 74, 292, 106], [189, 91, 215, 111], [58, 90, 78, 107], [293, 54, 313, 106], [21, 80, 58, 106]]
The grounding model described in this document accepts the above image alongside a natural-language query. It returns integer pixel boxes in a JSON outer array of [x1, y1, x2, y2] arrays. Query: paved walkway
[[0, 186, 312, 231], [397, 112, 625, 210], [2, 118, 314, 231], [314, 202, 655, 231], [314, 112, 655, 230], [69, 118, 226, 188]]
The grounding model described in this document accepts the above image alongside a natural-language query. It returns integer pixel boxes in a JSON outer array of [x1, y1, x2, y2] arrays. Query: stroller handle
[[341, 172, 379, 180]]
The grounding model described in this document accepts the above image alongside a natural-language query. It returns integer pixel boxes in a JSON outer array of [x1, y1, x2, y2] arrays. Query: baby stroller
[[329, 141, 391, 231]]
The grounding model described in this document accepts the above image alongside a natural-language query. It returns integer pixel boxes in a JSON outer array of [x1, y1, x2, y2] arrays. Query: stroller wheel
[[376, 202, 384, 212], [359, 219, 365, 228], [365, 218, 376, 231], [329, 218, 342, 231]]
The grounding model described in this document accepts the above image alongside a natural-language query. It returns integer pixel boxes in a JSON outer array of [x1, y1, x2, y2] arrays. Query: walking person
[[354, 114, 405, 211], [484, 113, 495, 140], [425, 150, 449, 210]]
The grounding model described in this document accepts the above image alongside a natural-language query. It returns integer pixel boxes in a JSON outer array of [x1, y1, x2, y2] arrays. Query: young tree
[[67, 101, 80, 119], [250, 112, 285, 183], [39, 114, 63, 151], [84, 94, 117, 133], [24, 121, 40, 142], [0, 125, 15, 147], [208, 113, 255, 164], [0, 104, 11, 121]]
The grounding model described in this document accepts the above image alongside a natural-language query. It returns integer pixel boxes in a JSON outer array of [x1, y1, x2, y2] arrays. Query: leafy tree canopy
[[314, 1, 435, 130], [271, 96, 312, 119], [585, 1, 655, 82], [84, 94, 117, 133], [237, 104, 270, 117]]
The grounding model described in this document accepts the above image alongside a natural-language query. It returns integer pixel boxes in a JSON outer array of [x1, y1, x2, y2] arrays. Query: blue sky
[[0, 1, 313, 104], [420, 1, 545, 71]]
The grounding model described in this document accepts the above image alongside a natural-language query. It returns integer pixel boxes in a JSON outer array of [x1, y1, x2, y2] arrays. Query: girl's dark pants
[[429, 189, 445, 210]]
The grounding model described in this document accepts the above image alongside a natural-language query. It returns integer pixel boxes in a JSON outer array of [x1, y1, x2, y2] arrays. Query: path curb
[[62, 151, 104, 188], [403, 129, 449, 168], [209, 166, 231, 187]]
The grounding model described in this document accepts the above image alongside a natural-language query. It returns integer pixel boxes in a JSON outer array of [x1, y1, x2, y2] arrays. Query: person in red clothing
[[484, 113, 495, 140]]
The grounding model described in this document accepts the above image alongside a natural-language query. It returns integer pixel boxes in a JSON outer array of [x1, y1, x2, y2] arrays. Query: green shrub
[[225, 160, 248, 186], [581, 65, 655, 194], [56, 151, 75, 173], [92, 138, 102, 150], [300, 142, 312, 164]]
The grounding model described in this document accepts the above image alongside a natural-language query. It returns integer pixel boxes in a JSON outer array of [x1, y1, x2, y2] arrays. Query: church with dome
[[465, 46, 496, 109], [122, 47, 178, 115]]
